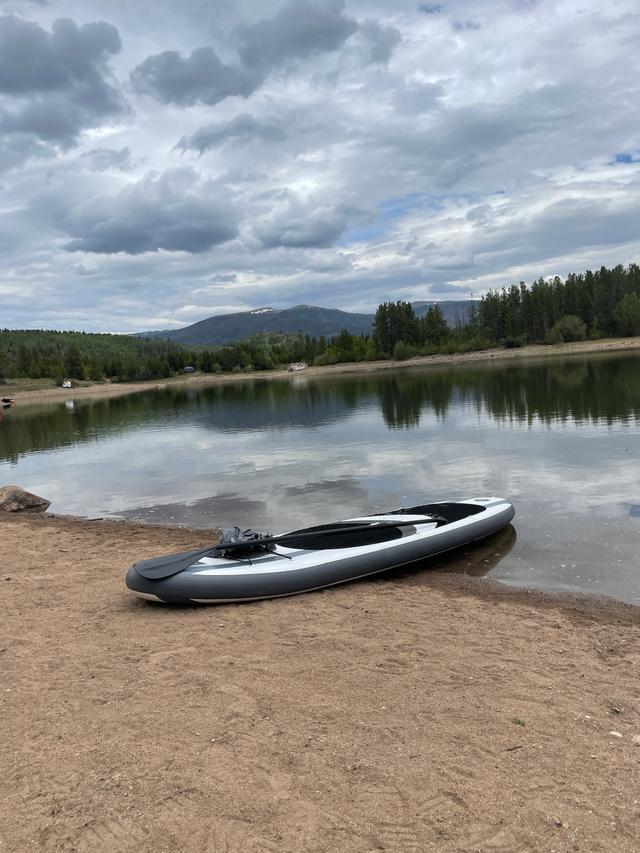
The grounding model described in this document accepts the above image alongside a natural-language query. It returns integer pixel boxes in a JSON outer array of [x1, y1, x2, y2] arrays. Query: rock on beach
[[0, 485, 50, 513]]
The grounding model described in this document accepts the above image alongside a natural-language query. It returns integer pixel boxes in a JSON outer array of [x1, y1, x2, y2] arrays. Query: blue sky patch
[[613, 152, 639, 164], [340, 193, 427, 244]]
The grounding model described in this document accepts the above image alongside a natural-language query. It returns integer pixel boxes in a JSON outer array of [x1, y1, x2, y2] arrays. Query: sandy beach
[[1, 510, 639, 852], [5, 336, 640, 407]]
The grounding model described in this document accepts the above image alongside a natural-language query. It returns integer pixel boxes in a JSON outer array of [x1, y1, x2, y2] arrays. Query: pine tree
[[614, 293, 640, 336], [63, 344, 84, 380], [423, 305, 449, 344]]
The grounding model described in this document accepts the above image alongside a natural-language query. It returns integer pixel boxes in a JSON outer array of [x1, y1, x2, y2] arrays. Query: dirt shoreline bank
[[2, 510, 639, 852], [7, 335, 640, 406]]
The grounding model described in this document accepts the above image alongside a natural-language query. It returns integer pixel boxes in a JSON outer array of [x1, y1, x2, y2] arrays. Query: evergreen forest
[[1, 263, 639, 384]]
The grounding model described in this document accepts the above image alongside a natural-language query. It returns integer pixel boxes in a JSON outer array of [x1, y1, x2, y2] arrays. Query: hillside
[[138, 302, 474, 346], [0, 328, 191, 383]]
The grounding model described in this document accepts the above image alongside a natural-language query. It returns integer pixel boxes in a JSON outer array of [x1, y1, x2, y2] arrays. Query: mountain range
[[138, 301, 474, 346]]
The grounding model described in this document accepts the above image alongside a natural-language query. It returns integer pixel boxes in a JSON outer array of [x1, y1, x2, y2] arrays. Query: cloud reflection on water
[[1, 355, 639, 602]]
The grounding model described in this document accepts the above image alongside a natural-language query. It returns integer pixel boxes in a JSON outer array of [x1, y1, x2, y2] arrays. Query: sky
[[0, 0, 639, 333]]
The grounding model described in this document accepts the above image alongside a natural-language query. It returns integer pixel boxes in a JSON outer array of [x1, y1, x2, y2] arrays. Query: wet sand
[[1, 511, 639, 852], [6, 336, 640, 407]]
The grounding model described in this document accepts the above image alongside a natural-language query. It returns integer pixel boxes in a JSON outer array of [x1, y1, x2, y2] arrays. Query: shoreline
[[6, 335, 640, 406], [27, 509, 640, 613], [2, 509, 639, 852], [25, 509, 640, 614]]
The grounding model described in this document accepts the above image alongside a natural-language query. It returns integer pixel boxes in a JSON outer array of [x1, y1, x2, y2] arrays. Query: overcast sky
[[1, 0, 639, 332]]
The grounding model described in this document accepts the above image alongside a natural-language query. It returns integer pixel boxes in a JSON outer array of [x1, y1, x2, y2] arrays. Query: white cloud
[[1, 0, 640, 330]]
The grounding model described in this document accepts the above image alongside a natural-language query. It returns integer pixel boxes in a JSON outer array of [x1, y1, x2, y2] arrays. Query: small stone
[[632, 735, 640, 747], [609, 731, 623, 738]]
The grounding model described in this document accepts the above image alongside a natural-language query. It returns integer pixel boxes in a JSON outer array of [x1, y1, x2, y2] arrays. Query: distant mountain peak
[[136, 300, 473, 346]]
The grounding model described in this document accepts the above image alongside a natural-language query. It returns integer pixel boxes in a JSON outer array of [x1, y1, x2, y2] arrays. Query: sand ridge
[[1, 511, 639, 851]]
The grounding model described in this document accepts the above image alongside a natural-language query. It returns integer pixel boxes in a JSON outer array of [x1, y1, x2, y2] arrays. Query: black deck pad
[[382, 503, 484, 523], [279, 521, 405, 551]]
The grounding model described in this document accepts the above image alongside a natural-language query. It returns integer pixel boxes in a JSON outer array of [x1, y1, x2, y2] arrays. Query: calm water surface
[[2, 352, 639, 603]]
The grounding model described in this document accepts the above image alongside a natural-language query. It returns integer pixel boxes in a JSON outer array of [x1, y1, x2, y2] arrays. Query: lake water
[[2, 352, 639, 603]]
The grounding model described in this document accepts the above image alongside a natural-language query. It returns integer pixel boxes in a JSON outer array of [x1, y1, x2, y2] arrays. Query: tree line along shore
[[2, 263, 640, 386]]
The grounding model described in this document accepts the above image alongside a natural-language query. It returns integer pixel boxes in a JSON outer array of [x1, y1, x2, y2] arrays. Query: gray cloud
[[482, 195, 640, 265], [393, 79, 443, 113], [429, 282, 462, 293], [453, 19, 481, 31], [234, 0, 358, 71], [356, 82, 595, 197], [253, 195, 368, 249], [62, 168, 238, 254], [0, 133, 49, 172], [70, 262, 98, 275], [178, 113, 286, 154], [1, 92, 122, 145], [0, 15, 126, 168], [0, 15, 120, 94], [209, 272, 238, 283], [131, 0, 358, 107], [81, 146, 132, 171], [357, 19, 401, 64], [130, 46, 256, 106]]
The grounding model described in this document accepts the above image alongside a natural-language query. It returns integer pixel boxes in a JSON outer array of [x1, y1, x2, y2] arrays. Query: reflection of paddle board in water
[[126, 497, 515, 604], [425, 522, 517, 578]]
